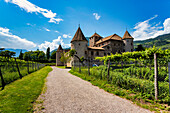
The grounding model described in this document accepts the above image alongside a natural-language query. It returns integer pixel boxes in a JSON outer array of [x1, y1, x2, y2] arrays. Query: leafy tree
[[136, 44, 145, 51], [46, 47, 50, 60], [51, 51, 56, 59], [60, 52, 70, 66], [19, 50, 23, 60]]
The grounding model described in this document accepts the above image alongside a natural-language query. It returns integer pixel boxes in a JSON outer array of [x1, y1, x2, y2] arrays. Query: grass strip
[[69, 69, 170, 113], [0, 66, 52, 113], [56, 66, 66, 69]]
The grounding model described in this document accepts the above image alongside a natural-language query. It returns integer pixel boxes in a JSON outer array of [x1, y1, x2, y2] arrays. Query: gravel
[[41, 66, 152, 113]]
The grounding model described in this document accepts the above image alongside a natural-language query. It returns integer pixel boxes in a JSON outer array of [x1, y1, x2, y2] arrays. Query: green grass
[[0, 66, 52, 113], [56, 66, 66, 69], [69, 69, 169, 112]]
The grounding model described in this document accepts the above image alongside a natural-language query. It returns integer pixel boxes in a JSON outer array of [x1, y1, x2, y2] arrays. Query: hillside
[[134, 33, 170, 50]]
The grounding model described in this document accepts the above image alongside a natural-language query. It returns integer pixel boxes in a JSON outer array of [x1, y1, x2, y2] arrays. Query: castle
[[56, 27, 134, 67]]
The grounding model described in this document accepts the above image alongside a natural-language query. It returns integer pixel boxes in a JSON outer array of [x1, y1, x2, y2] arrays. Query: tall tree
[[19, 50, 23, 60], [51, 51, 56, 59], [46, 47, 50, 60]]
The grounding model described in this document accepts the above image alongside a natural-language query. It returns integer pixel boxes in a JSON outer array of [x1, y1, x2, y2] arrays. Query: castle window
[[123, 49, 125, 52], [108, 53, 110, 55], [91, 51, 93, 55], [123, 43, 125, 46], [96, 51, 99, 56], [131, 49, 133, 52], [104, 52, 106, 56], [114, 43, 116, 46], [131, 43, 133, 45], [85, 51, 87, 54], [79, 43, 80, 46], [107, 46, 110, 50]]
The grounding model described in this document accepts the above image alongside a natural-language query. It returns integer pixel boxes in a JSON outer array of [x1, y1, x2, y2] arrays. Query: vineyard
[[0, 56, 45, 89], [71, 47, 170, 104]]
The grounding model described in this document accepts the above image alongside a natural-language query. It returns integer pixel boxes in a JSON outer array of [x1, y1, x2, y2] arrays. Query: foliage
[[51, 51, 56, 59], [135, 44, 145, 51], [19, 50, 23, 60], [0, 50, 16, 58], [46, 47, 50, 60], [0, 66, 52, 113], [60, 52, 70, 66], [23, 50, 46, 62], [0, 57, 45, 87]]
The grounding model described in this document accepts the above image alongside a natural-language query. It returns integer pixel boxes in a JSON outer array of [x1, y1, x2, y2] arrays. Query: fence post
[[154, 53, 158, 100], [107, 58, 111, 82], [88, 58, 90, 76], [168, 62, 170, 96], [79, 61, 81, 73], [15, 58, 22, 79], [0, 66, 5, 89], [27, 61, 29, 74]]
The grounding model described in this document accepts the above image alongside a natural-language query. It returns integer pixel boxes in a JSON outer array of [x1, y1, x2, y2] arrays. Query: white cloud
[[63, 34, 71, 38], [26, 23, 36, 26], [93, 13, 101, 20], [44, 27, 50, 32], [0, 27, 36, 49], [5, 0, 63, 24], [132, 15, 170, 40], [38, 36, 70, 52], [55, 30, 59, 33]]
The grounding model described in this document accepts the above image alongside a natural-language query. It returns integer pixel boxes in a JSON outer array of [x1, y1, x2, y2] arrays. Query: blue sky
[[0, 0, 170, 52]]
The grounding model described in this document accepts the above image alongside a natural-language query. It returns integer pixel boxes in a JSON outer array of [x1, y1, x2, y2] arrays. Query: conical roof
[[71, 27, 88, 43], [122, 30, 133, 39], [56, 45, 63, 52], [90, 32, 102, 38]]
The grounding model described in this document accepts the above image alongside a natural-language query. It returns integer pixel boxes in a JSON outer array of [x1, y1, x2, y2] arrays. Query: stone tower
[[122, 30, 134, 52], [56, 45, 64, 66], [70, 27, 88, 66], [89, 32, 102, 47]]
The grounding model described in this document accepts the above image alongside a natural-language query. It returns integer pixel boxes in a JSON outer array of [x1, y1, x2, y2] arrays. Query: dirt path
[[40, 66, 151, 113]]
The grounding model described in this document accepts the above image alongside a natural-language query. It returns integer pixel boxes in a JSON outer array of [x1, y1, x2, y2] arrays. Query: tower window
[[91, 51, 93, 55], [123, 43, 125, 46], [79, 43, 80, 46], [123, 49, 125, 52], [131, 49, 133, 52], [96, 51, 99, 56], [104, 52, 106, 56], [107, 46, 110, 49], [85, 51, 87, 54], [108, 53, 110, 55], [131, 43, 133, 45]]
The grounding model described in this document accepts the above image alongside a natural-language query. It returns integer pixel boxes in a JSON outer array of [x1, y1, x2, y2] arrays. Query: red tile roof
[[122, 30, 133, 39], [96, 34, 122, 44], [71, 27, 88, 43]]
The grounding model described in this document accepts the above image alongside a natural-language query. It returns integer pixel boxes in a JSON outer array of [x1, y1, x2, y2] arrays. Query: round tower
[[122, 30, 134, 52], [56, 45, 64, 66], [70, 27, 88, 66]]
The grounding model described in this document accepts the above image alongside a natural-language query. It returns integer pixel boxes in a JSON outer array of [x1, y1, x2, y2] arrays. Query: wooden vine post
[[0, 66, 5, 89], [107, 58, 111, 82], [168, 62, 170, 96], [88, 58, 90, 76], [27, 61, 29, 74], [154, 53, 158, 100], [15, 58, 22, 79]]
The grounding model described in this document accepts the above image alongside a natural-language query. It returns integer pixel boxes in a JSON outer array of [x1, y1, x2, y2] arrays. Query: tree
[[60, 52, 70, 67], [46, 47, 50, 60], [51, 51, 56, 59], [136, 44, 145, 51], [19, 50, 23, 60]]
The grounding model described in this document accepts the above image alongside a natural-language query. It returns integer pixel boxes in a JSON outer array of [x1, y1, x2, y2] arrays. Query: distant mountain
[[3, 48, 28, 57], [134, 33, 170, 50]]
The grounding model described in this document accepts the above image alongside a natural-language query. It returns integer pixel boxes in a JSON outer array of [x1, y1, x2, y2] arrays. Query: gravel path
[[41, 66, 152, 113]]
